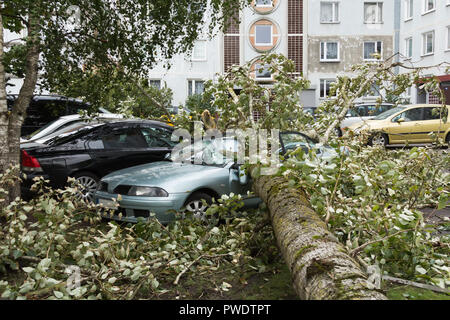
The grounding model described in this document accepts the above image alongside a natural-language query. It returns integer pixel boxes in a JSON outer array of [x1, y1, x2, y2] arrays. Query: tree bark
[[0, 12, 40, 202], [0, 13, 9, 174], [253, 174, 388, 300]]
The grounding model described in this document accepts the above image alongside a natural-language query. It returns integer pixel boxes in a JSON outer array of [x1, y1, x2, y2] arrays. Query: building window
[[188, 80, 205, 96], [191, 40, 207, 61], [447, 26, 450, 50], [422, 31, 434, 56], [319, 79, 336, 99], [363, 41, 383, 60], [423, 0, 435, 14], [149, 80, 161, 90], [249, 19, 280, 52], [320, 1, 339, 23], [320, 42, 339, 61], [252, 0, 279, 14], [255, 63, 272, 80], [404, 0, 413, 20], [364, 2, 383, 24], [255, 0, 273, 7], [405, 37, 413, 58], [255, 25, 273, 45]]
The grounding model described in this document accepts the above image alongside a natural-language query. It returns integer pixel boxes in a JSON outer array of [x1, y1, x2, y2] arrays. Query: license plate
[[98, 198, 118, 210]]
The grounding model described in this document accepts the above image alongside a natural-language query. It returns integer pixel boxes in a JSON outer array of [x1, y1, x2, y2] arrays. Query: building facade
[[4, 1, 449, 108], [147, 0, 306, 108], [398, 0, 450, 104], [305, 0, 397, 107]]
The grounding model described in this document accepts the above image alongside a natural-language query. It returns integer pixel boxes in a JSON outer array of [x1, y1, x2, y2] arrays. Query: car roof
[[58, 113, 124, 121], [105, 119, 174, 129], [355, 102, 394, 106], [402, 104, 449, 108]]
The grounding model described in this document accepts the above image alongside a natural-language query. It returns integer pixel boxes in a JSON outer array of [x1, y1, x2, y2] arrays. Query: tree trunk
[[253, 174, 387, 300], [0, 13, 9, 174], [0, 13, 40, 203]]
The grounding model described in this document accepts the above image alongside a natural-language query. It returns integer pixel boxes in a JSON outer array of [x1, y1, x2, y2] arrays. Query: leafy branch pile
[[0, 170, 276, 300], [279, 143, 449, 288]]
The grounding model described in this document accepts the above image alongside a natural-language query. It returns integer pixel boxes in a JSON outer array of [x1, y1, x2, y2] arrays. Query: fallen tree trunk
[[253, 174, 387, 300]]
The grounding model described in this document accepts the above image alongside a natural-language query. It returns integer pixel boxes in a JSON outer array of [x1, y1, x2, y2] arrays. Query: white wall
[[399, 0, 450, 103]]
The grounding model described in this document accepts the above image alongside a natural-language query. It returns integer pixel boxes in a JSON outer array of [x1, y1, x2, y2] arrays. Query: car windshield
[[170, 138, 240, 167], [372, 106, 406, 120]]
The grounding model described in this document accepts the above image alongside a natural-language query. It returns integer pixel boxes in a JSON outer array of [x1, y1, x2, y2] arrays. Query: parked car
[[7, 94, 108, 137], [94, 131, 345, 224], [20, 113, 124, 146], [346, 104, 450, 146], [21, 120, 175, 201], [336, 103, 395, 136]]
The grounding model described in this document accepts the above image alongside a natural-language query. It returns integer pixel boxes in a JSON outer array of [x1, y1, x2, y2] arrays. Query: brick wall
[[288, 0, 303, 77], [224, 11, 240, 72]]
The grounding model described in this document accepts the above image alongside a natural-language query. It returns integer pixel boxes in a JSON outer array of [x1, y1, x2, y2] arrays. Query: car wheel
[[73, 172, 99, 202], [184, 192, 213, 221], [370, 132, 388, 147]]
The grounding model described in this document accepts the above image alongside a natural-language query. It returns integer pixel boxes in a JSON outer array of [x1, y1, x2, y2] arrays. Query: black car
[[7, 94, 93, 137], [21, 120, 175, 201]]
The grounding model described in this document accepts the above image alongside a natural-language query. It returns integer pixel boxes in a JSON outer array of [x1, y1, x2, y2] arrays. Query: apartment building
[[305, 0, 397, 107], [148, 0, 306, 108], [398, 0, 450, 104], [3, 1, 449, 108]]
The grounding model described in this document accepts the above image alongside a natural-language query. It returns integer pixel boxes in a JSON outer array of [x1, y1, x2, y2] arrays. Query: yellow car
[[346, 104, 450, 146]]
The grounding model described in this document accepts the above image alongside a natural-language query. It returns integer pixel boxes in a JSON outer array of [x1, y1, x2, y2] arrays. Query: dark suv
[[7, 94, 91, 137], [21, 120, 175, 201]]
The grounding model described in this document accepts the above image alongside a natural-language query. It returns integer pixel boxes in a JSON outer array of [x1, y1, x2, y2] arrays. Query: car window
[[280, 132, 315, 153], [422, 107, 442, 120], [101, 127, 147, 149], [374, 106, 406, 120], [367, 104, 393, 116], [171, 138, 240, 166], [21, 100, 68, 136], [66, 102, 89, 114], [393, 108, 423, 122], [139, 126, 175, 148]]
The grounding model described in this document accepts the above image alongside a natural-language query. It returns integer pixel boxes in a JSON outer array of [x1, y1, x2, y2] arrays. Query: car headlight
[[128, 186, 169, 197]]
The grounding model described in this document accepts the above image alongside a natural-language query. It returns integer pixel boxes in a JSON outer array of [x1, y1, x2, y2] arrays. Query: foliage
[[170, 54, 450, 290], [279, 143, 449, 287], [1, 0, 250, 97], [195, 53, 311, 132], [185, 93, 215, 115], [0, 170, 276, 300], [56, 71, 174, 118]]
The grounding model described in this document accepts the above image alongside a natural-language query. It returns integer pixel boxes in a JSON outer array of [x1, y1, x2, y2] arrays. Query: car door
[[388, 107, 423, 144], [419, 107, 444, 143], [87, 124, 152, 177]]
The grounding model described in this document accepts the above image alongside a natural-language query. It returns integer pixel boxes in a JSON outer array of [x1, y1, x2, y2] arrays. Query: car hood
[[101, 161, 229, 194], [347, 119, 387, 132]]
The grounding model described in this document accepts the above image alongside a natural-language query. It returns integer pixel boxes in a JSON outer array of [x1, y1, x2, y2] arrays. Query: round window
[[251, 0, 280, 14], [250, 59, 275, 82], [249, 19, 280, 52]]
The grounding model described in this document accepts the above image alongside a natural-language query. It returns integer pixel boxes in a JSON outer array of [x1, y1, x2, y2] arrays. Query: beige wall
[[307, 35, 394, 74]]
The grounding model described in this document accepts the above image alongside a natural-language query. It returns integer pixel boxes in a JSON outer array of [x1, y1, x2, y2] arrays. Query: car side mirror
[[396, 118, 405, 123], [238, 166, 249, 185]]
